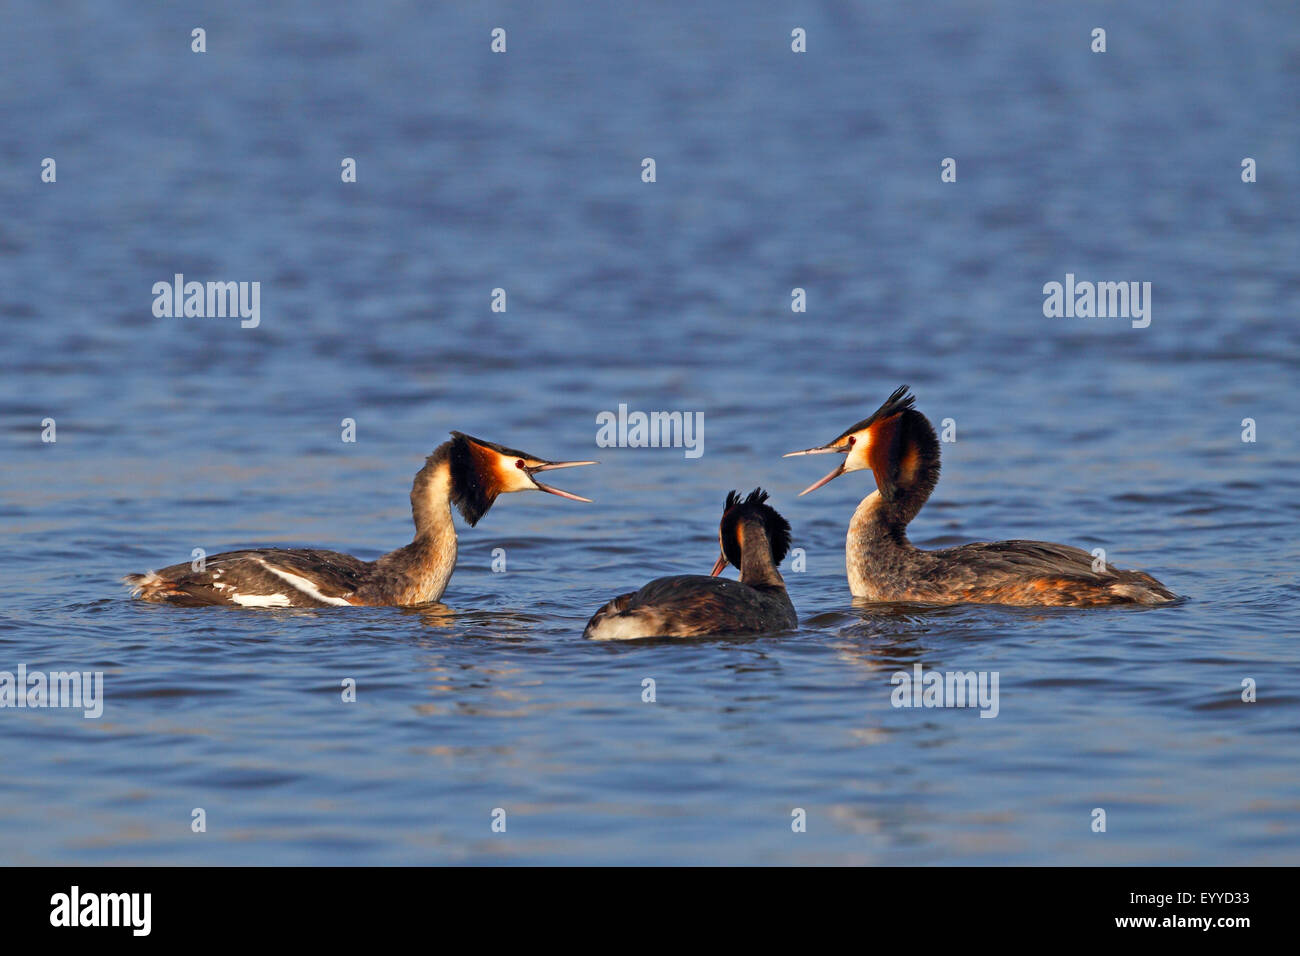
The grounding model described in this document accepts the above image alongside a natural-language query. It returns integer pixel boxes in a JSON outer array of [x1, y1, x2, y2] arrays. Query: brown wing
[[584, 575, 797, 639], [125, 548, 370, 607], [911, 540, 1175, 606]]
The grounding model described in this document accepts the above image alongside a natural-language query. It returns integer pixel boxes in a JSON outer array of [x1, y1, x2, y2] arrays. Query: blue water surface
[[0, 0, 1297, 864]]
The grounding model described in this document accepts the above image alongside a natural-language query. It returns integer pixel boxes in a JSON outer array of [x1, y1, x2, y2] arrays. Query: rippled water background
[[1, 1, 1297, 864]]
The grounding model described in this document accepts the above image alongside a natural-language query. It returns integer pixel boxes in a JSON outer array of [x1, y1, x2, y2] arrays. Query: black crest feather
[[445, 431, 514, 527], [720, 486, 793, 569], [833, 384, 916, 443]]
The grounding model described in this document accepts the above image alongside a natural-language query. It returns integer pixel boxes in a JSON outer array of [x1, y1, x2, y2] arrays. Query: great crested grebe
[[785, 386, 1176, 607], [583, 488, 798, 640], [124, 432, 595, 608]]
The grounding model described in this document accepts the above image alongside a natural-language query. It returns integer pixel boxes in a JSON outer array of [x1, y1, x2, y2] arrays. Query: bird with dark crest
[[583, 488, 798, 640], [785, 386, 1176, 607], [124, 432, 596, 608]]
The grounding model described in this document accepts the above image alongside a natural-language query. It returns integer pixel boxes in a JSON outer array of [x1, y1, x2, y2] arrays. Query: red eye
[[848, 436, 856, 446], [515, 459, 525, 469]]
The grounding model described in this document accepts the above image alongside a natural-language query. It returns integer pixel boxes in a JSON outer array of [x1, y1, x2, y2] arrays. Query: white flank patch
[[230, 592, 293, 608], [257, 561, 353, 607], [586, 612, 662, 641]]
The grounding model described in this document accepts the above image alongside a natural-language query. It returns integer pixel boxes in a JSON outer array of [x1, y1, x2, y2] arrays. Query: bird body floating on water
[[785, 386, 1176, 607], [584, 488, 798, 639], [124, 432, 595, 608]]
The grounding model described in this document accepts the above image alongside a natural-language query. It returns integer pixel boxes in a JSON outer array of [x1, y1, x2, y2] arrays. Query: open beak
[[526, 459, 597, 502], [709, 552, 728, 576], [783, 441, 849, 496]]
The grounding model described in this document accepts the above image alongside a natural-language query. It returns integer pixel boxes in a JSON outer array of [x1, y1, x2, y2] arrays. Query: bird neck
[[369, 458, 459, 606], [849, 490, 915, 547], [737, 519, 785, 589], [411, 456, 456, 535], [847, 491, 916, 598], [880, 478, 934, 530]]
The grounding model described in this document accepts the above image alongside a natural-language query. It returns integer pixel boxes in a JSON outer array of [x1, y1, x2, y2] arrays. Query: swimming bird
[[124, 432, 595, 608], [583, 488, 798, 640], [784, 386, 1176, 607]]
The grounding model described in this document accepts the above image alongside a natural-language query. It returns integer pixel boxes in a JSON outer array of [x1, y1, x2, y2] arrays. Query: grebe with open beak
[[583, 488, 798, 640], [124, 432, 596, 608], [785, 386, 1176, 607]]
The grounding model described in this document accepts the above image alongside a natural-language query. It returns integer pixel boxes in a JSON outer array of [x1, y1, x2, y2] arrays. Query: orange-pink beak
[[526, 459, 598, 502], [782, 440, 851, 496]]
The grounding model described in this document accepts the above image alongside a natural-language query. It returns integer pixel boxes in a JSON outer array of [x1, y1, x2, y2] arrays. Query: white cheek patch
[[847, 431, 873, 471], [501, 460, 533, 493]]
